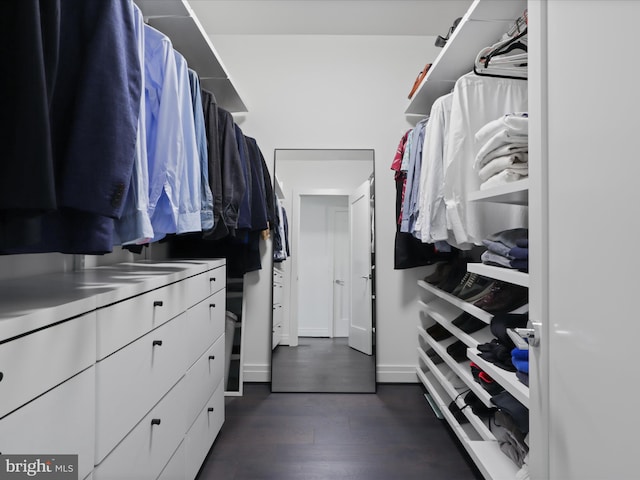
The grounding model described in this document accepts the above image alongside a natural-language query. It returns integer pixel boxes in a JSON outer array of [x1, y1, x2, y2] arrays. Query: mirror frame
[[270, 148, 377, 392]]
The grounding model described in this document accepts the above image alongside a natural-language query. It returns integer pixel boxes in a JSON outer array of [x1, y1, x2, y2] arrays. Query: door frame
[[289, 188, 352, 347]]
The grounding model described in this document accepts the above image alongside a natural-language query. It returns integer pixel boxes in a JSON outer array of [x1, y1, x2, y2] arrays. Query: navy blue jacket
[[2, 0, 141, 254]]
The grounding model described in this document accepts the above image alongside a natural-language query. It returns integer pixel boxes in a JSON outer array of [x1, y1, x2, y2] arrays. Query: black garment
[[258, 148, 276, 229], [245, 137, 269, 232], [217, 108, 245, 234], [2, 0, 141, 254], [201, 89, 223, 237], [393, 178, 454, 269], [1, 0, 59, 248], [234, 125, 252, 230]]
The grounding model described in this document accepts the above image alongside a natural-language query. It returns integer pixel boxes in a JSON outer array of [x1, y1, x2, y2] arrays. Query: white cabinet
[[272, 267, 284, 349], [0, 260, 226, 480], [408, 1, 530, 478]]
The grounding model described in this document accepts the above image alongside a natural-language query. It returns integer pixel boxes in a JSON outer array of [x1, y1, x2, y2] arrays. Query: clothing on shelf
[[475, 112, 529, 190], [481, 228, 529, 271]]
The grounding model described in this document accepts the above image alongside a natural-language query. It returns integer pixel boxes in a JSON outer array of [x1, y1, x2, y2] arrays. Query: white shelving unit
[[468, 179, 529, 205], [467, 263, 529, 288], [405, 0, 527, 116], [410, 1, 529, 478], [134, 0, 247, 113]]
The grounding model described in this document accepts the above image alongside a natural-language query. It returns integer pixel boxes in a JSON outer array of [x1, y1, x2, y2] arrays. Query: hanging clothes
[[3, 0, 141, 254], [0, 0, 59, 249], [188, 69, 214, 233], [443, 72, 528, 247], [415, 92, 454, 245], [114, 3, 154, 246]]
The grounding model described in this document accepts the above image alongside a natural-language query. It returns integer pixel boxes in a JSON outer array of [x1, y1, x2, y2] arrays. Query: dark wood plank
[[196, 384, 484, 480], [271, 337, 376, 392]]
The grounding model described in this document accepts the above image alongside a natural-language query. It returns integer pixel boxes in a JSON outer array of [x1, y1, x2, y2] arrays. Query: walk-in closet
[[1, 1, 638, 479]]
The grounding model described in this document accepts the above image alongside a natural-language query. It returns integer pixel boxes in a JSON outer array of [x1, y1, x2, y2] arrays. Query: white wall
[[212, 33, 443, 382]]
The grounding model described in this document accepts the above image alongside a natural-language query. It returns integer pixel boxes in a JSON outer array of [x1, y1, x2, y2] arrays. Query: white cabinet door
[[529, 2, 640, 478]]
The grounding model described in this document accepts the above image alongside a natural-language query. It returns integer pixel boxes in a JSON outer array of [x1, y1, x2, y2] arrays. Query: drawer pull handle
[[210, 303, 216, 308], [151, 419, 161, 426], [152, 340, 163, 347], [208, 407, 214, 413], [153, 301, 163, 307], [210, 277, 216, 282], [209, 355, 215, 360]]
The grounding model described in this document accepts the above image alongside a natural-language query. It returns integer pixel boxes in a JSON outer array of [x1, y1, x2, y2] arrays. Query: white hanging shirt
[[443, 73, 528, 246], [415, 92, 453, 244]]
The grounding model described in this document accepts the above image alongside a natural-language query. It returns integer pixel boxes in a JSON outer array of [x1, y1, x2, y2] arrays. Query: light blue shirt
[[114, 4, 154, 246], [401, 117, 428, 234], [173, 50, 201, 234], [143, 24, 183, 239], [188, 69, 214, 232]]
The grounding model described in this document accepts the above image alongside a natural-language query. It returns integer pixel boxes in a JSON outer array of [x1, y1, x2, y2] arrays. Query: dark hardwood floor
[[196, 384, 483, 480], [271, 337, 376, 393]]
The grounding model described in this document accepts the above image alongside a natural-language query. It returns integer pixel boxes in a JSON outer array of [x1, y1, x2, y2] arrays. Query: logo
[[0, 456, 77, 480]]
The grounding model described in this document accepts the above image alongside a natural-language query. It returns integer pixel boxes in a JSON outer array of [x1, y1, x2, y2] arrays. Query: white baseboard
[[242, 363, 419, 384], [297, 328, 329, 337], [376, 364, 419, 383], [243, 363, 270, 382]]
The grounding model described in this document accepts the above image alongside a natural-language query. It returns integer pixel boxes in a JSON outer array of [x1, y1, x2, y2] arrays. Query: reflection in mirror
[[271, 149, 376, 393]]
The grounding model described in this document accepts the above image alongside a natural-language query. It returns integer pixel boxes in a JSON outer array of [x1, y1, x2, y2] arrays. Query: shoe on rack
[[426, 323, 453, 341], [450, 272, 472, 297], [451, 312, 488, 334], [472, 281, 528, 313], [463, 391, 497, 419], [478, 371, 505, 395], [423, 262, 452, 285], [446, 340, 468, 362], [437, 258, 469, 293], [457, 274, 496, 302], [425, 347, 444, 365]]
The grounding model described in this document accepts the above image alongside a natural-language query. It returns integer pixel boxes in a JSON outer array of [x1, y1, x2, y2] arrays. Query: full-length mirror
[[271, 149, 376, 392]]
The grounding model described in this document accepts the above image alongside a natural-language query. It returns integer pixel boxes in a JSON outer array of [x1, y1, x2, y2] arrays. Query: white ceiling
[[189, 0, 473, 36]]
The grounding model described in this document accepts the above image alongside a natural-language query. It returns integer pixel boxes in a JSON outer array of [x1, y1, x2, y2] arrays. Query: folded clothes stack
[[481, 228, 529, 272], [473, 113, 528, 190]]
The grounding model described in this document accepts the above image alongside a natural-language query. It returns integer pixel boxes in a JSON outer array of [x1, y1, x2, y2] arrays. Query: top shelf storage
[[134, 0, 247, 113], [405, 0, 527, 116]]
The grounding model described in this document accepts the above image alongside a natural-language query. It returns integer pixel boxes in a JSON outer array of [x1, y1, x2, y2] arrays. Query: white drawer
[[272, 322, 283, 349], [0, 312, 96, 418], [157, 440, 185, 480], [184, 272, 210, 311], [184, 335, 224, 431], [207, 265, 225, 296], [184, 381, 224, 480], [186, 290, 225, 368], [96, 280, 186, 360], [273, 282, 284, 306], [95, 312, 188, 463], [94, 378, 187, 480], [0, 367, 96, 480]]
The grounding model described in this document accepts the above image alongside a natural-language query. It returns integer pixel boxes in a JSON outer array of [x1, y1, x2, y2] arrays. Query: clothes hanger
[[474, 28, 528, 80]]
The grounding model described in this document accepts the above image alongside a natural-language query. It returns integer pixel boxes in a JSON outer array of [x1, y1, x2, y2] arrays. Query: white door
[[529, 2, 640, 478], [348, 180, 372, 355], [332, 208, 350, 338]]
